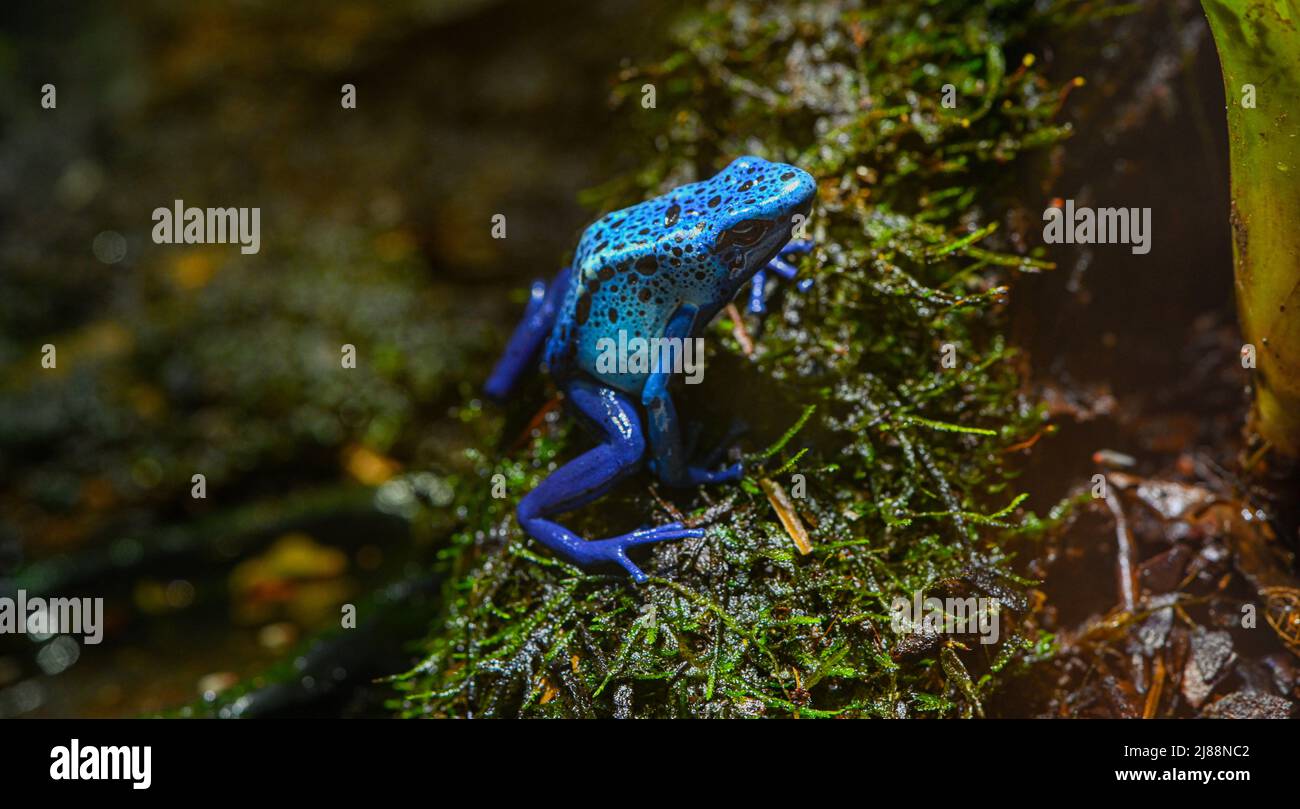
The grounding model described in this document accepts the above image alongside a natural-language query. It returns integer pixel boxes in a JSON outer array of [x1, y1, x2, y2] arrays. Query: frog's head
[[702, 156, 816, 285]]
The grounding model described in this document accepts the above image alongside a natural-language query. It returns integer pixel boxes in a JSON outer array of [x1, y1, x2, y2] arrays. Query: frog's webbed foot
[[653, 423, 746, 486], [748, 239, 815, 314], [568, 522, 705, 582], [649, 457, 743, 487], [681, 418, 750, 484], [516, 378, 700, 582]]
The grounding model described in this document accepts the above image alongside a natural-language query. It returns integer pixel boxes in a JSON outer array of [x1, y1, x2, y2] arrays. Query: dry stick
[[510, 394, 563, 453], [647, 483, 685, 522], [761, 477, 813, 555], [1143, 653, 1165, 719], [1102, 482, 1145, 693], [724, 303, 755, 356], [1102, 485, 1138, 613]]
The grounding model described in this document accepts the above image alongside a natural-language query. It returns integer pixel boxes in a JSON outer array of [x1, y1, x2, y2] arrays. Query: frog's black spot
[[634, 255, 659, 275], [608, 308, 618, 323], [617, 261, 631, 274], [586, 279, 602, 295], [595, 240, 609, 254], [598, 266, 615, 281], [627, 274, 638, 284], [695, 271, 706, 280], [575, 295, 592, 325], [780, 172, 795, 181], [638, 288, 652, 303], [670, 258, 681, 266], [671, 246, 683, 257], [707, 196, 721, 208], [684, 245, 694, 253], [739, 180, 754, 192], [664, 204, 681, 227]]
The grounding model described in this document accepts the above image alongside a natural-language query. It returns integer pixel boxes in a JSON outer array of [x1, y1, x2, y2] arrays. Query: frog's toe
[[753, 247, 814, 312], [696, 420, 749, 468], [766, 256, 802, 280], [584, 522, 705, 582], [687, 461, 743, 484], [652, 459, 744, 487]]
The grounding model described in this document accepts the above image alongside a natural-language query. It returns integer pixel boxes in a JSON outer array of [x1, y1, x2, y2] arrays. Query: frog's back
[[544, 158, 808, 393], [544, 191, 722, 394]]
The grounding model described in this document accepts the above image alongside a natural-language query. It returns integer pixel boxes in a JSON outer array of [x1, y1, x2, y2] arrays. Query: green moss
[[396, 0, 1085, 718]]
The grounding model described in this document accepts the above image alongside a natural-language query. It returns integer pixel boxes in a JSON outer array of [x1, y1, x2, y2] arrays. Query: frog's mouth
[[732, 213, 811, 273], [750, 236, 784, 271], [716, 190, 813, 276]]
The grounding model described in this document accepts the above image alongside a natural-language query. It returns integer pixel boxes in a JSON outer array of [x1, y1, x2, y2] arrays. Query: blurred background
[[0, 0, 678, 717]]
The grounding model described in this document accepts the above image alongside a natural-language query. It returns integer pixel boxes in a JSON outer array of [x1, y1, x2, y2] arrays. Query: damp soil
[[990, 0, 1299, 718]]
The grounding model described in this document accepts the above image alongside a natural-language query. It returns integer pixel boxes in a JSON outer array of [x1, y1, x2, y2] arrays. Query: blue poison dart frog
[[485, 156, 816, 582]]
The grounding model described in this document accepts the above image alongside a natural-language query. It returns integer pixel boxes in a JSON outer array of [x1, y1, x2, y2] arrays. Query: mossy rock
[[396, 0, 1086, 718]]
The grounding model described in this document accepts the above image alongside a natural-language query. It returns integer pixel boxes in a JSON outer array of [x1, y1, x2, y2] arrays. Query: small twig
[[1102, 483, 1138, 614], [509, 393, 563, 453], [725, 303, 755, 355], [681, 493, 736, 529], [1142, 653, 1165, 719], [647, 483, 685, 522], [1002, 428, 1047, 454], [761, 477, 813, 555], [1241, 440, 1273, 474]]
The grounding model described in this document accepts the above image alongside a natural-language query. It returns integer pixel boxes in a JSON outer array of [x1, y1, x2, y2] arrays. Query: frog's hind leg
[[517, 377, 704, 582], [484, 266, 571, 401]]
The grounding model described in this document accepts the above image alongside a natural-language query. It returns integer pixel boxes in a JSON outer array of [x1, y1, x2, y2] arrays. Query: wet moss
[[396, 0, 1085, 718]]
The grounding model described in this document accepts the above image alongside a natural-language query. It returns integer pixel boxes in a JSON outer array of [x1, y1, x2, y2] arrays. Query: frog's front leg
[[484, 266, 572, 401], [516, 377, 703, 582], [748, 239, 815, 314], [644, 306, 744, 487]]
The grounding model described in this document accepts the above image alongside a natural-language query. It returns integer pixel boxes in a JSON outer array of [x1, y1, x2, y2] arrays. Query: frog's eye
[[720, 219, 769, 248]]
